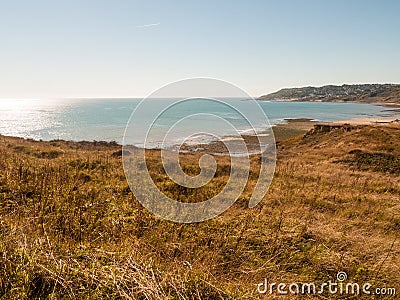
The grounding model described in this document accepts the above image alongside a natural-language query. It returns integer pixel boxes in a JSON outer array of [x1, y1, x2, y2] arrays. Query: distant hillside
[[258, 84, 400, 104]]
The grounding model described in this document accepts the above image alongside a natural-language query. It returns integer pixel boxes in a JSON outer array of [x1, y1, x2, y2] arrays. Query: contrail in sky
[[136, 23, 160, 28]]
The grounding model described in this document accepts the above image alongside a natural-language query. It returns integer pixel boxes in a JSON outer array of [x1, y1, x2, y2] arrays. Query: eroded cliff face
[[304, 123, 358, 137]]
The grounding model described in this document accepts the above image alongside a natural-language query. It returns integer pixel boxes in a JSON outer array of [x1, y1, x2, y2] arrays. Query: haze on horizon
[[0, 0, 399, 99]]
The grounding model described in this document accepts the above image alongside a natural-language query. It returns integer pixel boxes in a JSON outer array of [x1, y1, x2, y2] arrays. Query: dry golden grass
[[0, 125, 399, 299]]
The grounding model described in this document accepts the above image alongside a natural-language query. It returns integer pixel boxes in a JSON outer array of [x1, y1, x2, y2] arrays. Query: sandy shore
[[327, 116, 400, 125], [276, 113, 400, 133]]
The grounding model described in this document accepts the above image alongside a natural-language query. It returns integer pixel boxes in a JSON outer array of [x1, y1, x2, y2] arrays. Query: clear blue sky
[[0, 0, 399, 98]]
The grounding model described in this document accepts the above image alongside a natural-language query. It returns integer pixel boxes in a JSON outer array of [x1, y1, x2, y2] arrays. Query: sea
[[0, 98, 391, 147]]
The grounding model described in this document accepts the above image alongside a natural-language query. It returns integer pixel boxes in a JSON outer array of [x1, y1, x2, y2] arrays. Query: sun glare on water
[[0, 98, 63, 140]]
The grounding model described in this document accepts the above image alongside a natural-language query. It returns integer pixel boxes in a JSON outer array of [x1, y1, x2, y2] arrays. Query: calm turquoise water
[[0, 98, 390, 145]]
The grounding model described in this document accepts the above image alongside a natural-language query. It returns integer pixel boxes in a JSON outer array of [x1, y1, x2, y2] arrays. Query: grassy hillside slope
[[0, 125, 399, 299]]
